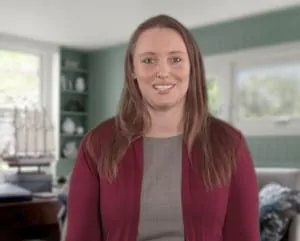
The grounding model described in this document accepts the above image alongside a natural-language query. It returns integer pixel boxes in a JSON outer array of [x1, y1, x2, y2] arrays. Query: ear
[[132, 73, 137, 79]]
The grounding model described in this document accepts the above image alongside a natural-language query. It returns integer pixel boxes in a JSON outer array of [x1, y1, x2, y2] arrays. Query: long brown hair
[[87, 14, 239, 189]]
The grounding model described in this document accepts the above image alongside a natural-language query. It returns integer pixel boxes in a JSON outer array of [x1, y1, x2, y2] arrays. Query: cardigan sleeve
[[223, 135, 260, 241], [66, 138, 102, 241]]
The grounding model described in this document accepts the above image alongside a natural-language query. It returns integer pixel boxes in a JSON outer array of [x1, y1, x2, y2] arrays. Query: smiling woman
[[132, 27, 190, 117], [66, 14, 259, 241]]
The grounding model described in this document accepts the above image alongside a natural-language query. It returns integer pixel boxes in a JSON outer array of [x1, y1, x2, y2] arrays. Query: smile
[[152, 84, 175, 91]]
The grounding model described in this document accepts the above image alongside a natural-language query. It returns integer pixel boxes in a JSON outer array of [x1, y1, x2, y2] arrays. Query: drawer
[[0, 199, 61, 229]]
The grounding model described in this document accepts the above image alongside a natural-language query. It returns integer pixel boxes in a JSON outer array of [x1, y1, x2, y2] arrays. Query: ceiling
[[1, 0, 300, 50]]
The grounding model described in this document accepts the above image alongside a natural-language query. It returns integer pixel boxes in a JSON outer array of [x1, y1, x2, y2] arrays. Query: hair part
[[86, 14, 239, 190]]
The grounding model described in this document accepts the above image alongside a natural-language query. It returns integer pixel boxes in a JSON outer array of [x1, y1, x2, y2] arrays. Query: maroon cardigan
[[66, 120, 260, 241]]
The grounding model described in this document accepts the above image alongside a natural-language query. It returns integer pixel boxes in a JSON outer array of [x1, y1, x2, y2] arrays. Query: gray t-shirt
[[137, 135, 184, 241]]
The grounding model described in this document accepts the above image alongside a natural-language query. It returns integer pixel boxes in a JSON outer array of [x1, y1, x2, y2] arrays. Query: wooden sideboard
[[0, 198, 61, 241]]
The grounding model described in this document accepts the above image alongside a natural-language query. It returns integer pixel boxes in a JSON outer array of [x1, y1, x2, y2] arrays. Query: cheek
[[134, 62, 156, 79], [173, 65, 190, 84], [136, 79, 152, 96], [173, 60, 190, 74], [134, 66, 153, 88], [136, 74, 154, 89], [178, 79, 189, 96], [137, 72, 155, 82], [173, 65, 190, 94]]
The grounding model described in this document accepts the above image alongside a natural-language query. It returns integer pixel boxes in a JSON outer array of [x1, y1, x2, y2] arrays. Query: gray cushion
[[256, 168, 300, 190], [259, 182, 300, 241]]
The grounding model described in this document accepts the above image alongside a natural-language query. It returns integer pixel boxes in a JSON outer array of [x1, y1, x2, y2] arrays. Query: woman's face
[[132, 27, 190, 111]]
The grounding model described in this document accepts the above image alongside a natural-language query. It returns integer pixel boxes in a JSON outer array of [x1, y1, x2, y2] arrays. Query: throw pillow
[[259, 182, 300, 241]]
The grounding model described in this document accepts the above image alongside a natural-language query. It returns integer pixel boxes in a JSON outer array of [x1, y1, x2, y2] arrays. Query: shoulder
[[209, 117, 254, 184], [86, 117, 115, 142], [208, 116, 243, 148], [208, 116, 250, 168], [88, 117, 116, 139], [80, 117, 116, 160]]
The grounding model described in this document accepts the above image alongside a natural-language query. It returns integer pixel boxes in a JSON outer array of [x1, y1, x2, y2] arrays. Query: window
[[205, 61, 232, 122], [0, 50, 41, 108], [204, 42, 300, 136], [0, 50, 42, 168], [207, 75, 221, 116], [0, 36, 60, 175], [234, 60, 300, 136]]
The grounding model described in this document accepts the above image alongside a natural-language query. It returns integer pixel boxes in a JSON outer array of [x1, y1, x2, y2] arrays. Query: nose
[[156, 61, 169, 79], [156, 71, 169, 79]]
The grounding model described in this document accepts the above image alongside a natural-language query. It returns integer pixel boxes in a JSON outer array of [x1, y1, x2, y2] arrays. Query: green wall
[[87, 6, 300, 168]]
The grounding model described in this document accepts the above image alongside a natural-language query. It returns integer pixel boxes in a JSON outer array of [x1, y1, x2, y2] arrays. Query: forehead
[[134, 27, 187, 55]]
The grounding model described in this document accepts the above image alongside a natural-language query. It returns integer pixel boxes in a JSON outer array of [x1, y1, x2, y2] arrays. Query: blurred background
[[0, 0, 300, 240]]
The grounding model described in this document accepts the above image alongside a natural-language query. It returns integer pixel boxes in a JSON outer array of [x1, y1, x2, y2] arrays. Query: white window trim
[[204, 41, 300, 137], [205, 61, 233, 122], [0, 34, 60, 177]]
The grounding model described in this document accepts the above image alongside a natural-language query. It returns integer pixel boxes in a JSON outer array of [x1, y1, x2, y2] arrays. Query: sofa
[[59, 168, 300, 241], [256, 168, 300, 241]]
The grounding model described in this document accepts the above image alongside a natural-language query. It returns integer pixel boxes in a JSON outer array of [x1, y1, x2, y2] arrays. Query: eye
[[172, 57, 182, 63], [142, 58, 155, 64]]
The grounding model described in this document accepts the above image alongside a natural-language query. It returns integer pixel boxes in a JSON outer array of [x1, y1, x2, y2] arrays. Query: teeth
[[153, 85, 174, 90]]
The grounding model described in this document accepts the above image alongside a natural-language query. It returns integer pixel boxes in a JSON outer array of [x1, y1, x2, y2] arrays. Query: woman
[[66, 14, 259, 241]]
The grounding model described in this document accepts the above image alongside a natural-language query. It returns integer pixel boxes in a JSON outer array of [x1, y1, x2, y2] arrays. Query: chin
[[147, 95, 185, 111], [151, 102, 177, 111]]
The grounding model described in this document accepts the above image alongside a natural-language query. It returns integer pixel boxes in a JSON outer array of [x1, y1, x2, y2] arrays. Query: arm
[[65, 137, 102, 241], [223, 135, 260, 241]]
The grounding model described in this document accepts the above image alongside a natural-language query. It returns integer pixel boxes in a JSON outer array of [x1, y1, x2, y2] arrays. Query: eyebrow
[[137, 50, 187, 57]]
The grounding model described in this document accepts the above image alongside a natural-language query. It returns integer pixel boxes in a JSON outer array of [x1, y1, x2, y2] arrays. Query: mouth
[[152, 84, 175, 91]]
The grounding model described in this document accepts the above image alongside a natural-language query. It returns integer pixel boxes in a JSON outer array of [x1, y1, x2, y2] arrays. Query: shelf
[[58, 48, 89, 177], [60, 111, 87, 116], [61, 90, 88, 95], [61, 67, 88, 73]]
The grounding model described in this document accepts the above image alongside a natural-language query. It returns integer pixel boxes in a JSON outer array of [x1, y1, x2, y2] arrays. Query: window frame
[[204, 41, 300, 136], [0, 35, 60, 176], [204, 58, 233, 122]]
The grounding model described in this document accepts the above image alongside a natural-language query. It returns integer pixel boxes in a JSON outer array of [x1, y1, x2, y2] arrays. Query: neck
[[146, 104, 184, 138]]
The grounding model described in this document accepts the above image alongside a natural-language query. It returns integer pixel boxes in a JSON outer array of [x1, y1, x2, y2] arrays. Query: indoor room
[[0, 0, 300, 240]]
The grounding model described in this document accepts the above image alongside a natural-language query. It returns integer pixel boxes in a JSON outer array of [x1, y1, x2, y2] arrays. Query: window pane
[[0, 50, 41, 162], [206, 75, 221, 116], [0, 50, 40, 109], [236, 63, 300, 119]]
